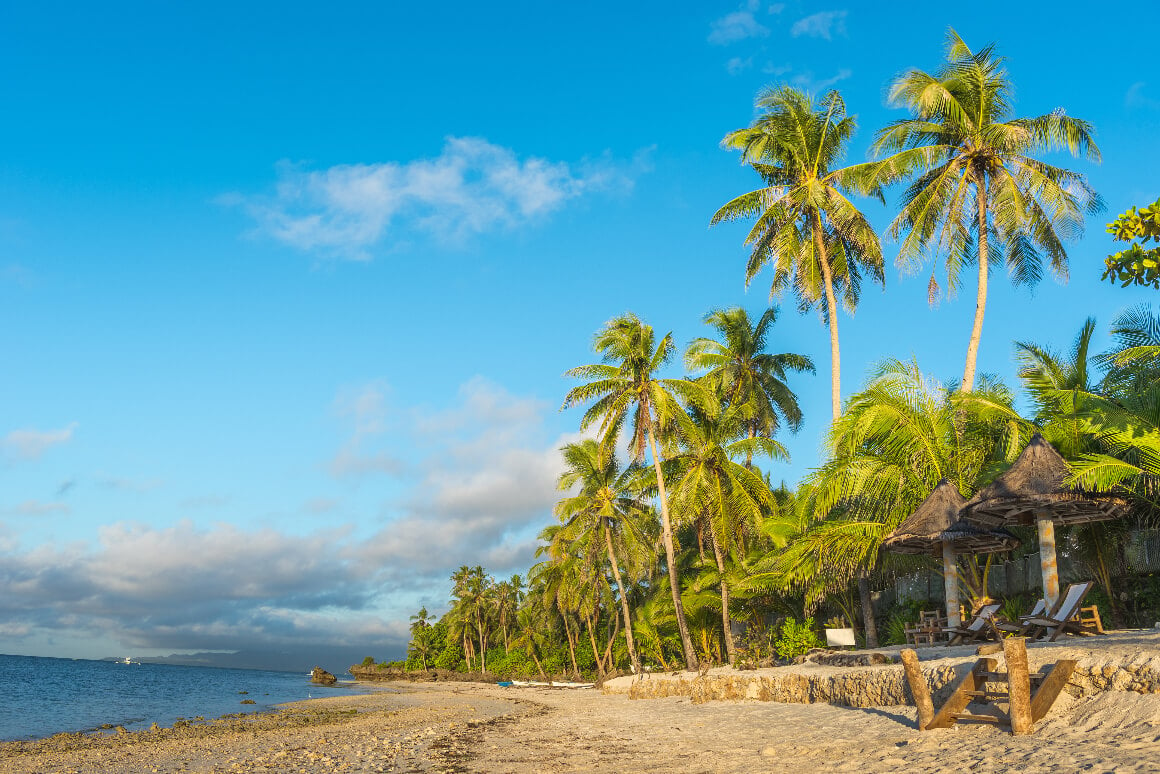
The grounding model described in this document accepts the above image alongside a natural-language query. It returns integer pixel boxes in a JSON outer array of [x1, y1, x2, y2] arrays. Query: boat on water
[[119, 657, 139, 665]]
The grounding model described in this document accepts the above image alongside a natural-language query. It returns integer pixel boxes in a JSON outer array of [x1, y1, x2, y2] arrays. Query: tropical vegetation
[[373, 30, 1160, 680]]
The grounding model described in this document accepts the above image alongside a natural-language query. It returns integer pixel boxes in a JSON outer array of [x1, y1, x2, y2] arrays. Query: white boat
[[506, 680, 594, 689]]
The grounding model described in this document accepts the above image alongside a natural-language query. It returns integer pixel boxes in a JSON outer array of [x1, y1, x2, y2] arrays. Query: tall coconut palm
[[666, 397, 785, 663], [870, 28, 1101, 392], [712, 87, 885, 420], [555, 437, 652, 674], [685, 306, 815, 449], [563, 313, 704, 669]]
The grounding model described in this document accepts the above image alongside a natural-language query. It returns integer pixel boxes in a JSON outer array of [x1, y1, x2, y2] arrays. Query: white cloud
[[231, 137, 634, 259], [708, 2, 770, 45], [1, 500, 70, 517], [791, 10, 848, 40], [328, 382, 405, 480], [726, 56, 753, 76], [1126, 82, 1160, 110], [791, 68, 854, 92], [349, 376, 571, 576], [2, 422, 77, 461]]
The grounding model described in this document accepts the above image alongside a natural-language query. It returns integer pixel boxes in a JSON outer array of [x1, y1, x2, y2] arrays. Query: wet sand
[[4, 680, 1160, 772]]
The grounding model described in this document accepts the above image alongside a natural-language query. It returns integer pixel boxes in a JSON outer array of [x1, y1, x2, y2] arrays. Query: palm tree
[[870, 28, 1101, 392], [563, 313, 703, 670], [555, 437, 653, 674], [492, 575, 522, 653], [1014, 317, 1097, 458], [712, 87, 884, 420], [408, 607, 435, 671], [685, 306, 814, 450], [666, 397, 785, 663], [789, 359, 1027, 645]]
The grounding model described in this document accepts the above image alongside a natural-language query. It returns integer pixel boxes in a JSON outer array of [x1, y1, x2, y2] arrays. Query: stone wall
[[612, 654, 1160, 707]]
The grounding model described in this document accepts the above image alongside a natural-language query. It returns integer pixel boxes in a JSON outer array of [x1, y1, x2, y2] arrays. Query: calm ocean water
[[0, 654, 369, 742]]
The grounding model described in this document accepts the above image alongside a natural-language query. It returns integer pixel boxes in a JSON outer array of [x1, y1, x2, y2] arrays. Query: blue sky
[[1, 1, 1158, 665]]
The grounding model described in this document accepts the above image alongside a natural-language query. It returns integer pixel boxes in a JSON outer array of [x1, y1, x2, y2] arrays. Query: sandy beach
[[4, 673, 1160, 773]]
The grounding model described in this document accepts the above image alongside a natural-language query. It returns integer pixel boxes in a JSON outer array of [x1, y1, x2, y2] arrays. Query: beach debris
[[311, 667, 338, 685]]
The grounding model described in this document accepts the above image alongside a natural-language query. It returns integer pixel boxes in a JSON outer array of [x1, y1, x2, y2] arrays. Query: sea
[[0, 654, 370, 742]]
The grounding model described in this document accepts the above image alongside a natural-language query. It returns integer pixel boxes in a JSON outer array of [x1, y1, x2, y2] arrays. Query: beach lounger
[[1023, 581, 1098, 642], [942, 603, 1002, 646], [994, 598, 1048, 637]]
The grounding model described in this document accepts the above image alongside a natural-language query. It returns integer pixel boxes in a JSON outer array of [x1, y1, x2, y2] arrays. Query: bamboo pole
[[900, 649, 934, 730], [1003, 637, 1033, 735]]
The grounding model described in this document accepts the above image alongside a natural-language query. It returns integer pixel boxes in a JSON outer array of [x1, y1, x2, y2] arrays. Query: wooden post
[[1003, 637, 1033, 735], [1036, 514, 1060, 609], [901, 649, 934, 730], [942, 543, 961, 628]]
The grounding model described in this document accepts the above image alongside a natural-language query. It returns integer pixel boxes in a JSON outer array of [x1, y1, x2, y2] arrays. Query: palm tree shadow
[[844, 705, 916, 728]]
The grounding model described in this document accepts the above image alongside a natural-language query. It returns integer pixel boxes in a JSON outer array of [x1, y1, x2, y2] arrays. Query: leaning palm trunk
[[647, 423, 699, 670], [710, 531, 737, 665], [961, 174, 989, 393], [604, 523, 642, 673]]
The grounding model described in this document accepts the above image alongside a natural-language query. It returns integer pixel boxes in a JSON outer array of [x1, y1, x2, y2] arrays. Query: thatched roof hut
[[884, 480, 1019, 555], [963, 434, 1128, 528]]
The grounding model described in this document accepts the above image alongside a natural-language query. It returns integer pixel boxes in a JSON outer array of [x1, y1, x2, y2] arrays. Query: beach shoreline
[[3, 673, 1160, 773]]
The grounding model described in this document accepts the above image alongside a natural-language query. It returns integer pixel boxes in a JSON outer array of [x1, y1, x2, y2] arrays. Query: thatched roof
[[883, 480, 1021, 555], [963, 433, 1129, 528]]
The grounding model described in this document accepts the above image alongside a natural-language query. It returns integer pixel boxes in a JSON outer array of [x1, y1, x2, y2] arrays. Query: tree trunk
[[562, 614, 579, 675], [604, 523, 642, 674], [857, 574, 879, 648], [812, 211, 842, 421], [602, 608, 622, 672], [710, 530, 736, 665], [646, 422, 698, 670], [531, 650, 546, 679], [961, 173, 989, 393], [585, 612, 604, 677]]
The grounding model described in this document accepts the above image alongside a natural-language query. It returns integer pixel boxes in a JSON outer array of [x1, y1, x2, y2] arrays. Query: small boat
[[503, 680, 594, 689], [119, 657, 139, 665]]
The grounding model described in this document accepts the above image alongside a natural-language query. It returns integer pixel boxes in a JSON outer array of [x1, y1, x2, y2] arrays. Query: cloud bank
[[0, 377, 568, 660]]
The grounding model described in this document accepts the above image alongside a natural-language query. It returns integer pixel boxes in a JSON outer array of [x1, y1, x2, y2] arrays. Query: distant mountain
[[124, 644, 406, 673]]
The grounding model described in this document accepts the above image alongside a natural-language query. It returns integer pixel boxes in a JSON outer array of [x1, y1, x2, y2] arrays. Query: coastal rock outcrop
[[311, 667, 338, 685]]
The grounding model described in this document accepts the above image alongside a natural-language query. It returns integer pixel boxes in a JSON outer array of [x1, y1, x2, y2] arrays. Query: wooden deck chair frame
[[943, 603, 1002, 646], [994, 598, 1048, 637], [1023, 581, 1096, 642]]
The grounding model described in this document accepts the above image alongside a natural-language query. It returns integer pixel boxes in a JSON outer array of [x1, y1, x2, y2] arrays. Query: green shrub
[[433, 641, 464, 671], [773, 617, 821, 660], [361, 656, 375, 667]]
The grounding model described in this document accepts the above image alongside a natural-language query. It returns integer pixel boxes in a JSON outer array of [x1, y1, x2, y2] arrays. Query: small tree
[[1103, 199, 1160, 288]]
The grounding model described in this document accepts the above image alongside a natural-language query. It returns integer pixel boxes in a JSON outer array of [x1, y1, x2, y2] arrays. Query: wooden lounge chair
[[1024, 582, 1097, 642], [994, 598, 1048, 637], [943, 603, 1002, 646]]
